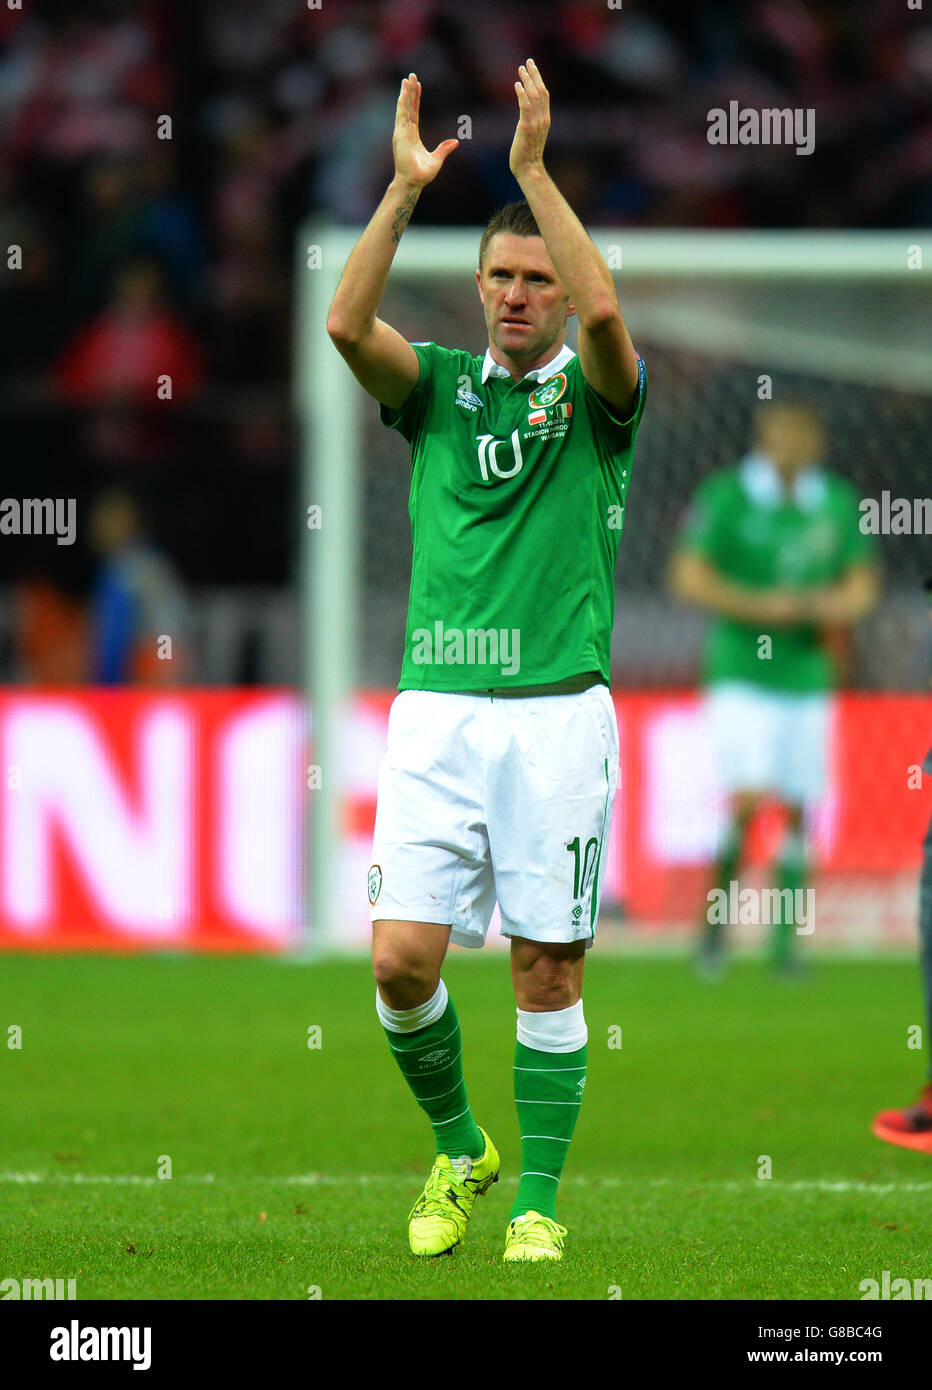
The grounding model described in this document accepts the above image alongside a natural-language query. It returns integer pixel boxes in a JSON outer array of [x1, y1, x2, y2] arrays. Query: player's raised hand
[[392, 73, 459, 187], [509, 59, 550, 179]]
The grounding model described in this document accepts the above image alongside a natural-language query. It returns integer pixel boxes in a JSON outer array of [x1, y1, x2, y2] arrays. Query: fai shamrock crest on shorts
[[368, 864, 382, 906]]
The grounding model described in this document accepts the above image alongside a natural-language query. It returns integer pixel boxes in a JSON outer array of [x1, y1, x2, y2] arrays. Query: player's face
[[476, 233, 574, 367], [756, 408, 824, 477]]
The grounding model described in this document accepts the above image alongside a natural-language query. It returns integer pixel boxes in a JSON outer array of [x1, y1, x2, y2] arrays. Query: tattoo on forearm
[[390, 190, 418, 244]]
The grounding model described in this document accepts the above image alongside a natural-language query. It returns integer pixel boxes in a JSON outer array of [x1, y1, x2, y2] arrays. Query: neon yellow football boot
[[502, 1210, 568, 1262], [408, 1127, 500, 1256]]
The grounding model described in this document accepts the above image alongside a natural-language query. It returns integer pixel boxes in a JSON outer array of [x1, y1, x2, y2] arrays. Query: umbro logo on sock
[[418, 1048, 450, 1067]]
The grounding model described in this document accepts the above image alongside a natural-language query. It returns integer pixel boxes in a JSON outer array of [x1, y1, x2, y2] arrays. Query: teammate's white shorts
[[368, 685, 619, 950], [706, 680, 832, 804]]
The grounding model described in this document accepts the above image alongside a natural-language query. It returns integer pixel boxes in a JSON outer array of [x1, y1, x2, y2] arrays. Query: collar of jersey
[[739, 451, 827, 512], [480, 342, 576, 386]]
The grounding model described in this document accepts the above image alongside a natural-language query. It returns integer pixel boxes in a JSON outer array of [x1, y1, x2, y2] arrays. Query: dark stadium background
[[1, 0, 929, 686]]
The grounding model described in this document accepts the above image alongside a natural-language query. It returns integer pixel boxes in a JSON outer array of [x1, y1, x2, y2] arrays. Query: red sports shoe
[[872, 1084, 932, 1153]]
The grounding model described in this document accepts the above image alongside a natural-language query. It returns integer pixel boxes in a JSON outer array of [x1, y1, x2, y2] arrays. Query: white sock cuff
[[516, 998, 587, 1053], [376, 979, 449, 1033]]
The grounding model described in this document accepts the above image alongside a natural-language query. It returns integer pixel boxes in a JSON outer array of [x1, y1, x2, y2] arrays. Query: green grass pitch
[[1, 951, 930, 1300]]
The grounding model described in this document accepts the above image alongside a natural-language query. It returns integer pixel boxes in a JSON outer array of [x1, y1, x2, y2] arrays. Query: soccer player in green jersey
[[327, 61, 646, 1261], [669, 397, 879, 976]]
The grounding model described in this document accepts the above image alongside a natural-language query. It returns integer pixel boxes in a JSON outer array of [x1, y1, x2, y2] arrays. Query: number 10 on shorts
[[567, 834, 599, 917]]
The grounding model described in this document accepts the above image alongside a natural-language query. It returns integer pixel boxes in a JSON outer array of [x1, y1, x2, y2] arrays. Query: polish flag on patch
[[528, 410, 547, 425]]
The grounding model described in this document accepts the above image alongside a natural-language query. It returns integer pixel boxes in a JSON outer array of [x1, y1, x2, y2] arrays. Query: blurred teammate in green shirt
[[669, 396, 879, 975]]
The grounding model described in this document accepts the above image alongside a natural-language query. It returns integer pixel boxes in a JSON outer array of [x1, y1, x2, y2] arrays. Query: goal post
[[294, 225, 930, 952]]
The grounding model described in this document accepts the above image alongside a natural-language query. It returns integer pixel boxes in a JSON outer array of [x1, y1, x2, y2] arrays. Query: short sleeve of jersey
[[833, 476, 877, 567], [582, 351, 648, 453], [377, 341, 436, 446], [677, 471, 731, 560]]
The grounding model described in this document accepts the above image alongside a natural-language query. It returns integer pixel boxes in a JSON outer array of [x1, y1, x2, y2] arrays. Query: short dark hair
[[478, 201, 542, 271], [753, 392, 825, 437]]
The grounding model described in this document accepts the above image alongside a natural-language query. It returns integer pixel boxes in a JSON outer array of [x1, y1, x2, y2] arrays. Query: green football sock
[[705, 817, 745, 949], [772, 829, 807, 966], [511, 1039, 587, 1221], [377, 984, 485, 1163]]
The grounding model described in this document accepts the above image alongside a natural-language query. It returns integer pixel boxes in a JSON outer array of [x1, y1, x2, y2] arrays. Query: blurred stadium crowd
[[0, 0, 929, 683]]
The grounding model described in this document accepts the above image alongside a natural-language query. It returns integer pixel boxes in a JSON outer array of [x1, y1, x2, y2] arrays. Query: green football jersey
[[678, 454, 875, 691], [379, 341, 647, 692]]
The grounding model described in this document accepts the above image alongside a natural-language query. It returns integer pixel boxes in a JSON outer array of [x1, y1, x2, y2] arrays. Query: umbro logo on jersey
[[455, 388, 483, 412]]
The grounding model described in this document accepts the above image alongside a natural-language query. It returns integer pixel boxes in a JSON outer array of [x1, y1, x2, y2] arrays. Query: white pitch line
[[1, 1173, 930, 1194], [0, 1173, 217, 1186]]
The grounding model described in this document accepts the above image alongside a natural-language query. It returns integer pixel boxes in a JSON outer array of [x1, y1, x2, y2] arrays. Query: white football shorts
[[706, 680, 833, 803], [368, 684, 619, 949]]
